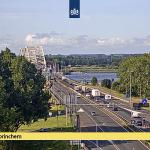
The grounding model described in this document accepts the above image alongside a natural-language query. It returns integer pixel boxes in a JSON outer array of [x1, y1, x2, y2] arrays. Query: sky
[[0, 0, 150, 54]]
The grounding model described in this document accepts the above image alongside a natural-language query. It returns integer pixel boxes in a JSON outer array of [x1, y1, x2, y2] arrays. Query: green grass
[[18, 115, 73, 132], [142, 107, 150, 111], [49, 95, 58, 104], [51, 105, 65, 111]]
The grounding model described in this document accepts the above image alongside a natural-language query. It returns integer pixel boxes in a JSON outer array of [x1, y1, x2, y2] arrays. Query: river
[[65, 72, 118, 82]]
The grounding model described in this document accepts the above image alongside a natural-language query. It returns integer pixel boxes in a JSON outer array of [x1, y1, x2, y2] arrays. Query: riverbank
[[63, 66, 117, 73]]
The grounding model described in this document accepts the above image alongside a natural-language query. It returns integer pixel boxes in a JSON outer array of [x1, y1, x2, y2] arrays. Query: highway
[[55, 75, 150, 127], [77, 97, 149, 150], [50, 78, 150, 150]]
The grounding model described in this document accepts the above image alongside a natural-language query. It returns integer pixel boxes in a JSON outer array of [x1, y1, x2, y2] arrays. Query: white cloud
[[23, 32, 150, 54], [1, 32, 150, 54]]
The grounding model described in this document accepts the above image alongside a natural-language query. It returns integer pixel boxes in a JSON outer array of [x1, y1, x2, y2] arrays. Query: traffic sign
[[141, 98, 148, 104]]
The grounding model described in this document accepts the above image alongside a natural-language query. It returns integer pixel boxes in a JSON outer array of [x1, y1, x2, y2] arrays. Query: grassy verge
[[18, 115, 73, 132], [51, 105, 65, 111], [49, 94, 58, 104]]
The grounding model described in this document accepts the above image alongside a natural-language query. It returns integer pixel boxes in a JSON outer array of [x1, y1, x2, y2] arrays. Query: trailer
[[81, 86, 87, 93], [91, 89, 100, 97]]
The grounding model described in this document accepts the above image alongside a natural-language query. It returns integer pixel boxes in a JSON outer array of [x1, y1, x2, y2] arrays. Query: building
[[20, 46, 46, 70]]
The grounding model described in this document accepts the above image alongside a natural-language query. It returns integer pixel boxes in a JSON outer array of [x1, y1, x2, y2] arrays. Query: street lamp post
[[56, 103, 59, 128], [128, 70, 135, 109], [76, 108, 85, 150], [129, 72, 132, 109]]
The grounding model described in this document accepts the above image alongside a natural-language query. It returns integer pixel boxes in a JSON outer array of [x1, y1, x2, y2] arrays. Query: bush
[[112, 81, 120, 91], [101, 79, 112, 89], [91, 77, 98, 86]]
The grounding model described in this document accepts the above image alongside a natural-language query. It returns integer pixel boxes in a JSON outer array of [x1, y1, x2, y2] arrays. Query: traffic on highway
[[50, 73, 150, 150]]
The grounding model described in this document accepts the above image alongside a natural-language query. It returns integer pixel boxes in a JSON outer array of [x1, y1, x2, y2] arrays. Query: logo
[[70, 8, 79, 16], [69, 0, 80, 18]]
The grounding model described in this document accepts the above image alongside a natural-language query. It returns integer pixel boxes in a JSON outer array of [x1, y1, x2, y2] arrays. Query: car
[[85, 93, 90, 97], [76, 93, 81, 98], [113, 107, 118, 111], [136, 120, 142, 126], [103, 100, 109, 104], [39, 128, 49, 132], [91, 111, 96, 116], [107, 104, 111, 108]]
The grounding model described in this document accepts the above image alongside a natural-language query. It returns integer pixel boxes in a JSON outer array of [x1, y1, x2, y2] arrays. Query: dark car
[[91, 111, 96, 116], [39, 128, 49, 132], [113, 107, 118, 111], [136, 120, 142, 126]]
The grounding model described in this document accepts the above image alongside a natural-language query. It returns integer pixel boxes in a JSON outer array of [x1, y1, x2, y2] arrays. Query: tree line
[[45, 54, 141, 68], [99, 54, 150, 98]]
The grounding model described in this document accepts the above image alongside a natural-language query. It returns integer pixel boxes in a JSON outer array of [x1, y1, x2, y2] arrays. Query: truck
[[62, 76, 67, 81], [131, 111, 142, 126], [105, 94, 112, 100], [81, 86, 87, 93], [91, 89, 100, 97]]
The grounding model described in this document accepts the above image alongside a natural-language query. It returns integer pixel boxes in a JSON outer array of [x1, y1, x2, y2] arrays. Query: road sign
[[141, 98, 148, 104]]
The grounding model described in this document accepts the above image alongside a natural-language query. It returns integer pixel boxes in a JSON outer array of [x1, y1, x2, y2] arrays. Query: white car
[[107, 103, 113, 108], [85, 93, 90, 97], [91, 111, 96, 116], [77, 93, 81, 98]]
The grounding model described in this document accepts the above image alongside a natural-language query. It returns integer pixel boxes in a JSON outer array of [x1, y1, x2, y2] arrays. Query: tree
[[101, 79, 112, 89], [91, 76, 98, 86], [118, 54, 150, 97], [112, 81, 120, 91], [0, 48, 50, 132], [4, 141, 72, 150]]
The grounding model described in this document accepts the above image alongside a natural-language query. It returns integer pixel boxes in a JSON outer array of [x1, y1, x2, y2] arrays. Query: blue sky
[[0, 0, 150, 54]]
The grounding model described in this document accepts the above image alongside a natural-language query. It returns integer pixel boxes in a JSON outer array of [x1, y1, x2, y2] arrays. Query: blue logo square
[[69, 0, 80, 18]]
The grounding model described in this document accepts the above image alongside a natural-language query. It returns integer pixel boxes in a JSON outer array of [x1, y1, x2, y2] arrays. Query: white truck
[[81, 86, 87, 93], [131, 111, 142, 126], [91, 89, 100, 97], [62, 76, 67, 81]]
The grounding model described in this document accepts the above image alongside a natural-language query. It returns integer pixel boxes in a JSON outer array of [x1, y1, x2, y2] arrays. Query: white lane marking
[[82, 109, 121, 150]]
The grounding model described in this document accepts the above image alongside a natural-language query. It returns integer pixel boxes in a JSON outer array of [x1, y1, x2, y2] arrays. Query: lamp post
[[56, 103, 59, 128], [129, 71, 133, 109], [130, 72, 131, 108], [76, 108, 84, 132], [76, 108, 85, 150]]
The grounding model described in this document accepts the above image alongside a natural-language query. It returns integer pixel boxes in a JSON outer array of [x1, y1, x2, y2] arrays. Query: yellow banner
[[0, 132, 150, 140]]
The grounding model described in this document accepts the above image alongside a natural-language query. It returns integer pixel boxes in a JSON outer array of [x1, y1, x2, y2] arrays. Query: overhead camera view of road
[[50, 71, 150, 150], [0, 0, 150, 150]]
